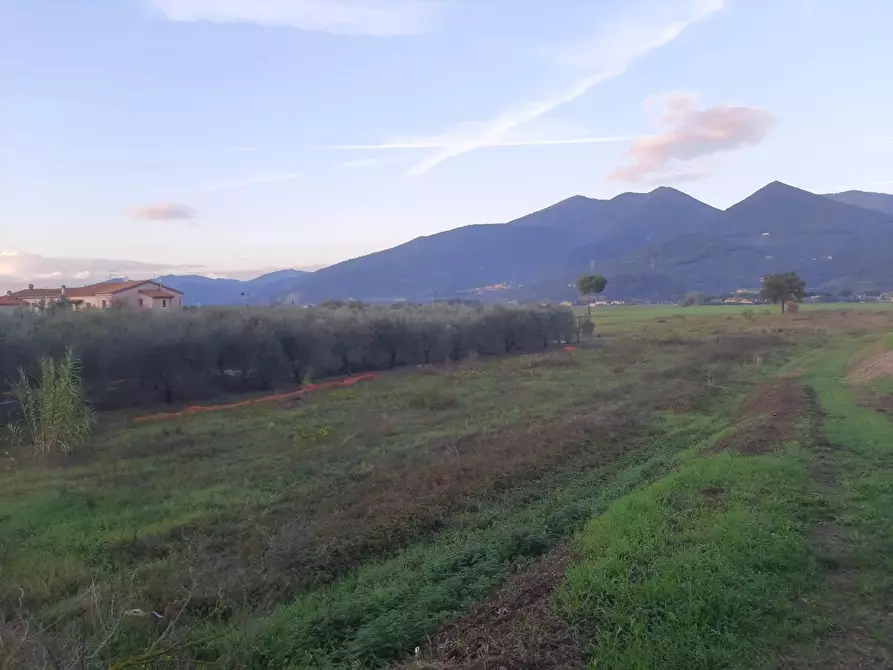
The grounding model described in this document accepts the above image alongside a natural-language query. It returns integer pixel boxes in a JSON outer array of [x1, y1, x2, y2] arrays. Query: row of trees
[[0, 303, 577, 408]]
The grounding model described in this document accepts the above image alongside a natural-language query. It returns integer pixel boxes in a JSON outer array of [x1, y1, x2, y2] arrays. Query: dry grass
[[399, 545, 582, 670], [847, 350, 893, 385], [710, 377, 809, 455]]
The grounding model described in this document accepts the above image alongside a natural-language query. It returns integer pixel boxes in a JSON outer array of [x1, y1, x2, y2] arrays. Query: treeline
[[0, 303, 576, 408]]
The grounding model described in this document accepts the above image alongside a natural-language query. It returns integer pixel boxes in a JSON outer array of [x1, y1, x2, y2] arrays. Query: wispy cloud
[[127, 204, 198, 221], [610, 92, 775, 182], [147, 0, 447, 36], [332, 0, 724, 176], [342, 156, 417, 168], [325, 135, 634, 151], [203, 172, 301, 191]]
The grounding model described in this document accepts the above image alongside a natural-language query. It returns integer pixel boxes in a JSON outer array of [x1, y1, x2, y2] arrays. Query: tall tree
[[760, 272, 806, 313], [577, 274, 608, 317]]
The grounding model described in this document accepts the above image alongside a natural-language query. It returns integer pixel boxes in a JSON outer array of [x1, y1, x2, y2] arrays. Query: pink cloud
[[127, 204, 197, 221], [611, 93, 775, 182]]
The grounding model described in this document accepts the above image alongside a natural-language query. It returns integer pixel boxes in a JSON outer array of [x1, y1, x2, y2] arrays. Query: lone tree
[[760, 271, 806, 313], [577, 274, 607, 317]]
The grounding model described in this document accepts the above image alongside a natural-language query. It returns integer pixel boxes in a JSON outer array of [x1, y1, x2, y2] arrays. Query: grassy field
[[3, 305, 893, 667], [575, 301, 893, 328]]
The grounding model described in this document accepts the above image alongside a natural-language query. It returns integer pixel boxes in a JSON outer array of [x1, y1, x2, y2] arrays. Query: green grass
[[4, 307, 893, 667], [1, 332, 755, 665], [560, 452, 817, 669], [576, 302, 893, 337], [558, 321, 893, 669], [235, 414, 720, 668]]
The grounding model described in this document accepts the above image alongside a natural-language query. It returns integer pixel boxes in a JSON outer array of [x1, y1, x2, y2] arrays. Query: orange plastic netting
[[132, 373, 376, 424]]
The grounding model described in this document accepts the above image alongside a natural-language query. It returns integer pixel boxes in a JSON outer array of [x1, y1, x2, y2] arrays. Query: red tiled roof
[[139, 289, 176, 299], [0, 295, 26, 307], [67, 280, 149, 297], [10, 288, 63, 299], [12, 280, 183, 299]]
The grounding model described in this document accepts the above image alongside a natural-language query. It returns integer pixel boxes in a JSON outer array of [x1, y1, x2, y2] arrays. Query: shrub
[[6, 347, 94, 457], [580, 318, 596, 335]]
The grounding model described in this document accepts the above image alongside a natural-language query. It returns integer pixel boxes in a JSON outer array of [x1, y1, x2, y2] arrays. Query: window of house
[[139, 298, 143, 306], [162, 299, 167, 307], [101, 299, 107, 308]]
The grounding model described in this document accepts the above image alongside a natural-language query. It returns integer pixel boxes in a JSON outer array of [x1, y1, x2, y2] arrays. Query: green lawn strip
[[221, 414, 722, 668], [559, 449, 817, 669], [784, 339, 893, 663]]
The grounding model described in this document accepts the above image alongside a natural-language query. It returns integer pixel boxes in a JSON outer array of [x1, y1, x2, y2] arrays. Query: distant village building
[[9, 280, 184, 311]]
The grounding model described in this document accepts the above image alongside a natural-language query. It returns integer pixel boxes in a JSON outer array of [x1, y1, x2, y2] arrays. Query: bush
[[6, 347, 94, 456], [0, 303, 576, 408], [580, 318, 596, 335]]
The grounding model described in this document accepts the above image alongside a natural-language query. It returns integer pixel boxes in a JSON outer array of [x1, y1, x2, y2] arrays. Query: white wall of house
[[115, 284, 182, 310], [76, 283, 183, 310]]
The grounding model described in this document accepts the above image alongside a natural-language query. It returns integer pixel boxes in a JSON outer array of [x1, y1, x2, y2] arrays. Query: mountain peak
[[649, 186, 684, 196], [761, 180, 802, 193], [728, 181, 816, 211]]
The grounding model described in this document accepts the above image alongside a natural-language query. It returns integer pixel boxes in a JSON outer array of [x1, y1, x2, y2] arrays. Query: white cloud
[[203, 172, 302, 191], [610, 92, 775, 182], [324, 135, 635, 151], [331, 0, 724, 175], [147, 0, 447, 36], [0, 252, 206, 290]]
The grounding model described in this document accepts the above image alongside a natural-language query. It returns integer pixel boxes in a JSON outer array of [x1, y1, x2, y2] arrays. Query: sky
[[1, 0, 892, 285]]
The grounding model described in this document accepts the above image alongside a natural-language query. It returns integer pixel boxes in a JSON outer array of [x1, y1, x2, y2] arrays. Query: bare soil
[[711, 377, 809, 455], [847, 350, 893, 385], [396, 545, 583, 670]]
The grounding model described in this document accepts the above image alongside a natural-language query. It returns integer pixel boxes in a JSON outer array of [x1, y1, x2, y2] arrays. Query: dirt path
[[395, 546, 584, 670], [778, 380, 893, 668]]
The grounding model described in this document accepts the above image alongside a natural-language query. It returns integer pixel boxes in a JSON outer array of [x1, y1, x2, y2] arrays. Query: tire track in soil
[[779, 386, 893, 669], [395, 545, 583, 670]]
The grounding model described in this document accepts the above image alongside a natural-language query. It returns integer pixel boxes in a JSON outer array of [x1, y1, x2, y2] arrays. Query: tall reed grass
[[6, 347, 93, 456]]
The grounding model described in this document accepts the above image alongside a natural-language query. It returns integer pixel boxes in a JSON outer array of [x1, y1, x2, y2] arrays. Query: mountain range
[[164, 182, 893, 305], [161, 269, 310, 306]]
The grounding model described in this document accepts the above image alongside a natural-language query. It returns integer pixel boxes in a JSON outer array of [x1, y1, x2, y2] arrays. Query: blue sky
[[1, 0, 891, 284]]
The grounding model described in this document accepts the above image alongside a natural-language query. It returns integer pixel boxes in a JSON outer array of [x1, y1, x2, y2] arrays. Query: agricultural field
[[3, 306, 893, 668]]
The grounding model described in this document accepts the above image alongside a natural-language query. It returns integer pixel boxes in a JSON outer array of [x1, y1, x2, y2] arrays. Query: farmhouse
[[9, 280, 184, 311], [0, 294, 27, 314]]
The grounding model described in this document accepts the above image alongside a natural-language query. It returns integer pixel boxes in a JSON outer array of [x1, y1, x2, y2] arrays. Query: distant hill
[[161, 269, 309, 306], [285, 187, 719, 304], [587, 182, 893, 299], [173, 183, 893, 306], [825, 190, 893, 217]]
